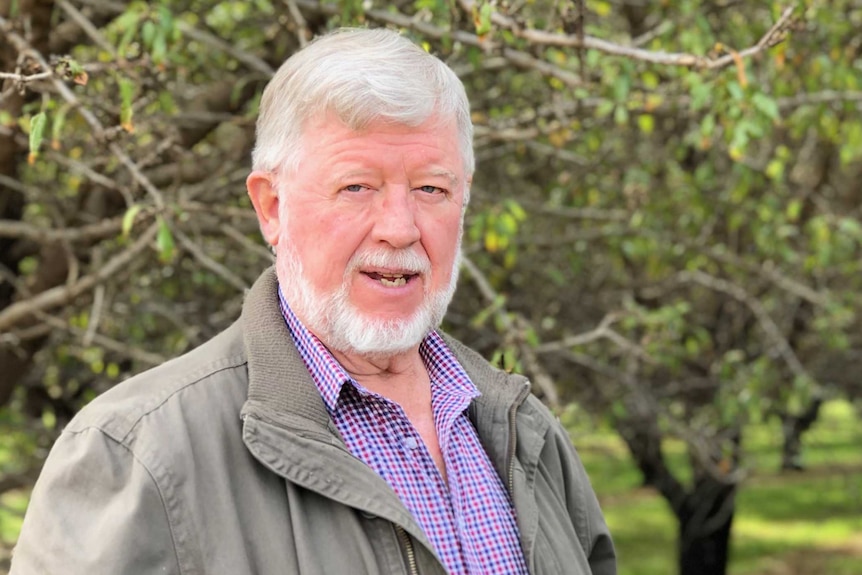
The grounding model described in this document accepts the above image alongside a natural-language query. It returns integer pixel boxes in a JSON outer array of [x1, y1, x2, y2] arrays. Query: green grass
[[571, 400, 862, 575]]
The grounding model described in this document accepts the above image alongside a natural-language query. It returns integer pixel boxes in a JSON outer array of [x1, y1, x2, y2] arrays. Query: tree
[[1, 1, 860, 574]]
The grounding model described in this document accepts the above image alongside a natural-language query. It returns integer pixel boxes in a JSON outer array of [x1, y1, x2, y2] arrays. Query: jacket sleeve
[[11, 427, 181, 574], [549, 417, 617, 575]]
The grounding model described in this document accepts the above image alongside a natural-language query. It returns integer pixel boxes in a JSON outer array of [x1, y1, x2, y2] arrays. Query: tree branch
[[32, 310, 167, 366], [0, 210, 152, 243], [459, 0, 795, 70], [673, 270, 810, 380], [174, 229, 250, 293], [461, 254, 560, 408], [0, 222, 159, 332], [291, 0, 583, 87]]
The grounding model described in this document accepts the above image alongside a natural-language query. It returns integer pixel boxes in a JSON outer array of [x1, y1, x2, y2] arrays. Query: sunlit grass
[[572, 400, 862, 575]]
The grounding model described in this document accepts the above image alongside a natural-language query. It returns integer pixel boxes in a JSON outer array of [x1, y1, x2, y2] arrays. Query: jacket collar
[[240, 267, 531, 436], [238, 267, 545, 562]]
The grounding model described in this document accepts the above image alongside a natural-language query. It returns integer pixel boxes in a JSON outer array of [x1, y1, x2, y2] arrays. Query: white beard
[[275, 236, 461, 359]]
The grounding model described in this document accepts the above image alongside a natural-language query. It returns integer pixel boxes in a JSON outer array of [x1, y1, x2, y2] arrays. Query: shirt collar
[[276, 284, 479, 413]]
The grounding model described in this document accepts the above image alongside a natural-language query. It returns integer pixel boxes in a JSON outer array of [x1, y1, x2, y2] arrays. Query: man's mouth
[[363, 272, 417, 287]]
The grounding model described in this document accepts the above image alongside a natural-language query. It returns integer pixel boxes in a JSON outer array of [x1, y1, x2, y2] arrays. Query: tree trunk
[[779, 395, 824, 471], [618, 405, 740, 575], [677, 476, 736, 575]]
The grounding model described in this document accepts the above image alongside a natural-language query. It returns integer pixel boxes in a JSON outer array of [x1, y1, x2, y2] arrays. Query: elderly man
[[12, 28, 615, 574]]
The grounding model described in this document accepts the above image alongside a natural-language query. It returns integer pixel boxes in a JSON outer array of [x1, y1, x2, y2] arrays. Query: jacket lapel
[[238, 267, 552, 571], [238, 268, 434, 552]]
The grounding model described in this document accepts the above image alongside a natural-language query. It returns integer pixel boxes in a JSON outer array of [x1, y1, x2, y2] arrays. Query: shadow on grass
[[737, 470, 862, 522], [731, 545, 862, 575], [601, 491, 677, 575]]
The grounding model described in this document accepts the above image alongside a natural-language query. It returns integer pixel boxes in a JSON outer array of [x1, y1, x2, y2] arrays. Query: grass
[[570, 400, 862, 575]]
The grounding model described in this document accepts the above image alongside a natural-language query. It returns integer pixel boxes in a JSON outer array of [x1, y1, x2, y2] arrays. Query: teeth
[[379, 275, 407, 287]]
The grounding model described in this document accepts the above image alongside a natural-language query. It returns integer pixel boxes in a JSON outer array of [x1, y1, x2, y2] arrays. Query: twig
[[555, 347, 744, 484], [536, 312, 655, 363], [0, 210, 151, 243], [33, 310, 167, 366], [57, 0, 117, 56], [176, 21, 274, 75], [0, 222, 160, 332], [82, 282, 106, 346], [461, 254, 560, 408], [702, 245, 829, 307], [174, 229, 250, 292], [291, 0, 583, 88], [283, 0, 311, 47], [0, 14, 167, 209], [220, 223, 276, 262], [674, 270, 810, 380], [459, 0, 795, 70], [536, 313, 619, 351], [778, 90, 862, 109], [0, 71, 52, 82]]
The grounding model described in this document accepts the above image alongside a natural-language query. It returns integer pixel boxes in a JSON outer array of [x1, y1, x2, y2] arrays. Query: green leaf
[[766, 159, 785, 181], [156, 217, 176, 262], [119, 77, 135, 132], [591, 0, 612, 17], [28, 112, 47, 164], [475, 2, 493, 36], [786, 198, 802, 221], [727, 81, 744, 101], [51, 105, 70, 150], [116, 10, 142, 56], [505, 199, 527, 221], [122, 204, 144, 238], [151, 29, 168, 64], [497, 212, 518, 235], [612, 74, 631, 103], [141, 20, 156, 48], [838, 217, 862, 239], [638, 114, 655, 134], [158, 4, 174, 37], [752, 92, 780, 121]]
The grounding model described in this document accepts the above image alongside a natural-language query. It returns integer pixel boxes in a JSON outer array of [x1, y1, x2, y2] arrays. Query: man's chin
[[326, 309, 436, 359]]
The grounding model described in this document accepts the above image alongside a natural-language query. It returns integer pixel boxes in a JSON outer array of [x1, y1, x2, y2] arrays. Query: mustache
[[347, 248, 431, 275]]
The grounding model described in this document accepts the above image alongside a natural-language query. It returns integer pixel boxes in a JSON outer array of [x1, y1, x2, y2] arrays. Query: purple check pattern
[[278, 287, 528, 575]]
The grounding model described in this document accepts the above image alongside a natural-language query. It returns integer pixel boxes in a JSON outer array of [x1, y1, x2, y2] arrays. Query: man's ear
[[246, 171, 281, 247]]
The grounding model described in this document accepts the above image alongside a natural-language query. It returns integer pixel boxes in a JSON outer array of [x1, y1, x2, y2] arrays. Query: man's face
[[271, 113, 468, 357]]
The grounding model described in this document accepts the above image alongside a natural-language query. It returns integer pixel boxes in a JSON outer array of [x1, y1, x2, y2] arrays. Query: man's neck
[[328, 345, 431, 406]]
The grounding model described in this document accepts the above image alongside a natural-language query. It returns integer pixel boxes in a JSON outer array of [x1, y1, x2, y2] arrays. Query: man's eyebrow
[[425, 168, 459, 185], [333, 169, 375, 181]]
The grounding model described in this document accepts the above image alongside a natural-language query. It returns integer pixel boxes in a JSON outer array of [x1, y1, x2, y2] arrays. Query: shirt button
[[403, 436, 419, 450]]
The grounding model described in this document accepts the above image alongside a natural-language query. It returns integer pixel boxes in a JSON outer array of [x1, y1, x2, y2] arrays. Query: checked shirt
[[278, 287, 528, 575]]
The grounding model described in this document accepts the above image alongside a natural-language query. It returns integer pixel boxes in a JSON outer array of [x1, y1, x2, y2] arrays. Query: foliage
[[1, 0, 861, 572]]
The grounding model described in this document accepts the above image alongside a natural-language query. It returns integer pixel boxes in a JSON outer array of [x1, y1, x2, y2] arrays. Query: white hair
[[251, 27, 474, 178]]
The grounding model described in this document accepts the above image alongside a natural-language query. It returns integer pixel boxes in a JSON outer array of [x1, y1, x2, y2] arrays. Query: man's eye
[[344, 184, 366, 192], [418, 185, 443, 194]]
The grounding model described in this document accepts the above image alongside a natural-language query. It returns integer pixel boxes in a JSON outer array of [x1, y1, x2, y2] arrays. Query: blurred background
[[1, 1, 860, 574]]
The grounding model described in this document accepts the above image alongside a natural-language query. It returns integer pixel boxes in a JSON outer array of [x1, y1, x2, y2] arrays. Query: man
[[12, 28, 615, 574]]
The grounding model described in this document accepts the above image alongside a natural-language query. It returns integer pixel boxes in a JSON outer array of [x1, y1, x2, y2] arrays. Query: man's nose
[[371, 188, 421, 249]]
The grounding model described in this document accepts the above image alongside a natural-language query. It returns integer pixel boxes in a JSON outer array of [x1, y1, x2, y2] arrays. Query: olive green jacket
[[11, 268, 615, 575]]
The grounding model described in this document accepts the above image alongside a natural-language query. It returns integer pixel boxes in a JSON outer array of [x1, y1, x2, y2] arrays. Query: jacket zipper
[[396, 525, 419, 575], [507, 382, 532, 496]]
